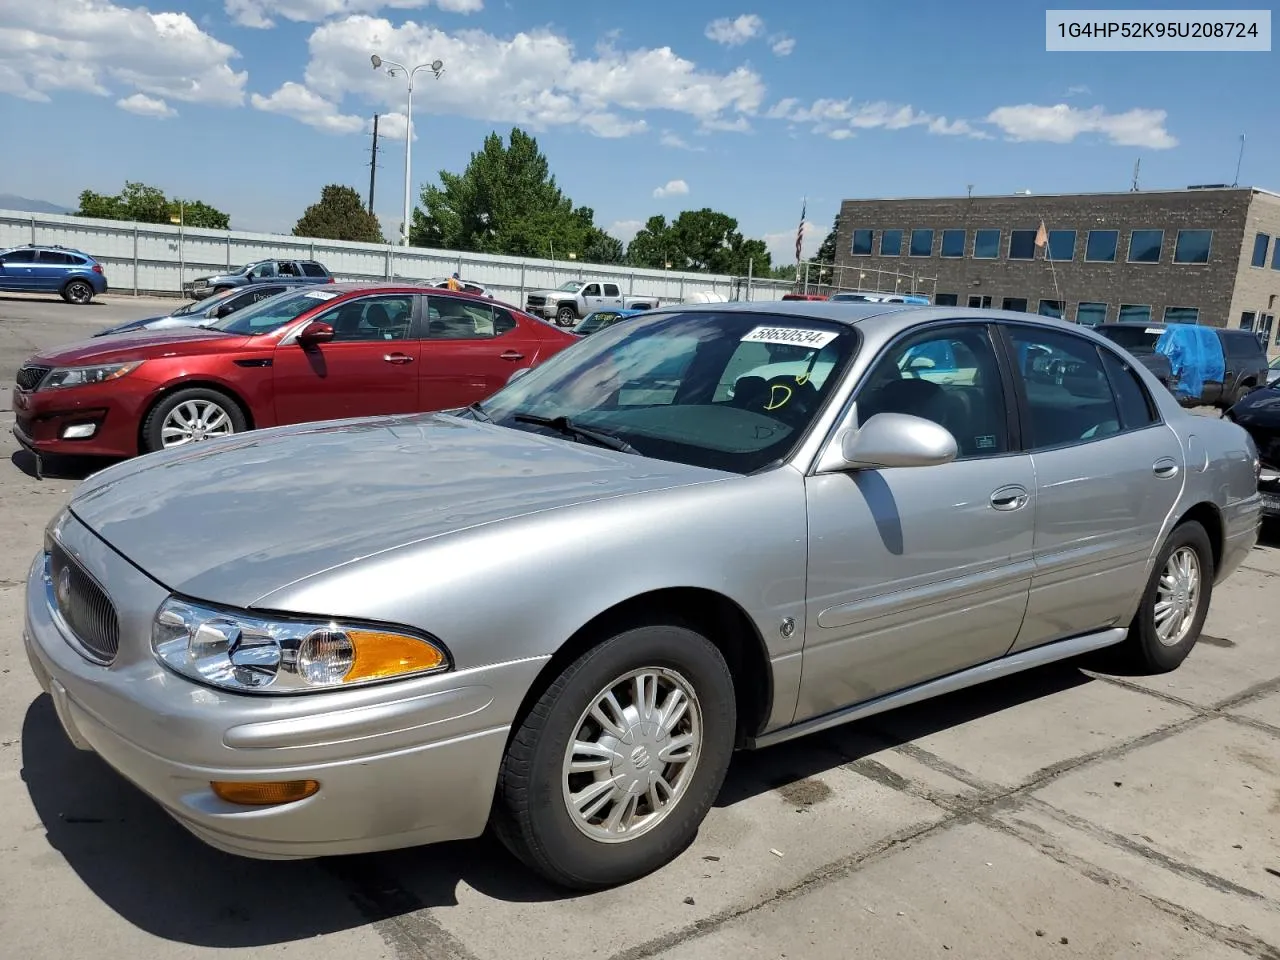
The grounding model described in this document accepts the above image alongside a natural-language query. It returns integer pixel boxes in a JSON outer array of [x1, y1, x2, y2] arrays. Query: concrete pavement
[[1, 291, 1277, 960]]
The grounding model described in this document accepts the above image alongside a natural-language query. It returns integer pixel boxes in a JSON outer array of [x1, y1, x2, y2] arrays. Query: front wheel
[[1123, 520, 1214, 672], [61, 280, 94, 305], [141, 387, 246, 453], [491, 624, 736, 889], [556, 306, 577, 327]]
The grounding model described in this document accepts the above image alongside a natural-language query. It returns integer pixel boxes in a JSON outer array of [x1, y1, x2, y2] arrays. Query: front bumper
[[12, 383, 145, 458], [23, 514, 545, 859]]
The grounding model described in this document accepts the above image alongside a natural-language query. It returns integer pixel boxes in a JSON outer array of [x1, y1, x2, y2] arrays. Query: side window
[[603, 283, 620, 297], [278, 261, 301, 277], [1005, 326, 1121, 450], [2, 250, 36, 263], [38, 251, 76, 265], [857, 325, 1010, 459], [300, 262, 327, 278], [1099, 348, 1158, 430], [321, 295, 414, 341], [425, 296, 500, 339], [493, 307, 517, 336], [250, 262, 277, 279], [583, 283, 601, 297]]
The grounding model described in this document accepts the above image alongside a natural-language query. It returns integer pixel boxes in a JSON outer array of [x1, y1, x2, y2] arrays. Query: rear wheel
[[491, 624, 736, 889], [1232, 382, 1255, 407], [141, 388, 246, 453], [61, 280, 94, 305], [1123, 521, 1213, 672]]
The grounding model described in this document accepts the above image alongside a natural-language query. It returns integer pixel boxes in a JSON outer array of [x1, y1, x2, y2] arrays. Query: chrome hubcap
[[562, 667, 702, 843], [161, 399, 234, 447], [1155, 545, 1201, 646]]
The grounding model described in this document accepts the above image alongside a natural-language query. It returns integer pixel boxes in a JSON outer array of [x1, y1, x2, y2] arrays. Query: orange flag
[[1034, 220, 1048, 248]]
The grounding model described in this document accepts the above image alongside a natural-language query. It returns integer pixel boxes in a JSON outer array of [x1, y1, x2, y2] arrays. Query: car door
[[602, 282, 624, 308], [248, 261, 278, 284], [32, 250, 74, 291], [1001, 323, 1185, 652], [581, 283, 604, 313], [417, 296, 538, 409], [796, 321, 1035, 720], [272, 292, 421, 425], [0, 249, 36, 289]]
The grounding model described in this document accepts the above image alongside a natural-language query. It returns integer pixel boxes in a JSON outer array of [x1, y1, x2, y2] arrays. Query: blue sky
[[0, 0, 1274, 265]]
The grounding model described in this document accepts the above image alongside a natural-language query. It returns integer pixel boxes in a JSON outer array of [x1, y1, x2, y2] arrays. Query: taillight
[[327, 277, 335, 283], [92, 264, 104, 274]]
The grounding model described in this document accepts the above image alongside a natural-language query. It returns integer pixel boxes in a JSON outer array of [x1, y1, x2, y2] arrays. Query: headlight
[[152, 598, 449, 694], [41, 360, 144, 390]]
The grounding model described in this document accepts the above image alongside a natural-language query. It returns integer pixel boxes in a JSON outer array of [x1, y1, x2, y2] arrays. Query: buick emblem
[[55, 566, 72, 609]]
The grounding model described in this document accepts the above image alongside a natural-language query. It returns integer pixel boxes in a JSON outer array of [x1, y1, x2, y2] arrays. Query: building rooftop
[[841, 186, 1280, 203]]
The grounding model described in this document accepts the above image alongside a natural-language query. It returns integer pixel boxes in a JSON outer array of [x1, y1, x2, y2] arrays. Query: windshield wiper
[[512, 413, 638, 454], [466, 401, 493, 422]]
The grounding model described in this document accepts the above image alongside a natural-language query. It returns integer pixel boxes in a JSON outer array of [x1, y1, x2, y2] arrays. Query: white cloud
[[606, 219, 644, 244], [0, 0, 247, 105], [762, 218, 821, 265], [370, 110, 416, 140], [653, 179, 689, 199], [769, 97, 990, 140], [986, 103, 1176, 149], [292, 16, 762, 139], [660, 130, 705, 151], [827, 128, 853, 140], [116, 92, 176, 117], [225, 0, 483, 30], [250, 81, 364, 133], [698, 115, 751, 133], [770, 35, 795, 56], [705, 14, 764, 46]]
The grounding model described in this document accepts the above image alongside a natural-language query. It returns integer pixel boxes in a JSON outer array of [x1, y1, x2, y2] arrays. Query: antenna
[[1131, 157, 1141, 192], [966, 184, 974, 199], [1233, 134, 1246, 187]]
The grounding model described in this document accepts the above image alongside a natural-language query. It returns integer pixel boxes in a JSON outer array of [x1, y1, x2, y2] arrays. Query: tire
[[61, 280, 94, 305], [1123, 520, 1214, 673], [141, 387, 247, 453], [491, 624, 736, 890], [556, 305, 577, 327], [1232, 382, 1255, 407]]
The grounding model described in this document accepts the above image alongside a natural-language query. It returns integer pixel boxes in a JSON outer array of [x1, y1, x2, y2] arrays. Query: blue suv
[[0, 244, 109, 304]]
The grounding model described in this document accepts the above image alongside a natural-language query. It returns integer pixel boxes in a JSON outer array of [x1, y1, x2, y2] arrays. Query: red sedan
[[12, 283, 578, 461]]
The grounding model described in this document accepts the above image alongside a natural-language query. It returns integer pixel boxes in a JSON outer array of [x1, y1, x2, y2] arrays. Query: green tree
[[625, 215, 673, 269], [173, 199, 231, 230], [76, 181, 230, 229], [627, 208, 772, 276], [814, 213, 839, 267], [293, 185, 385, 243], [410, 127, 606, 260]]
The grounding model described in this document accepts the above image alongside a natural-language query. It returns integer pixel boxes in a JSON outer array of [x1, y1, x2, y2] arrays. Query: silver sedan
[[23, 303, 1262, 889]]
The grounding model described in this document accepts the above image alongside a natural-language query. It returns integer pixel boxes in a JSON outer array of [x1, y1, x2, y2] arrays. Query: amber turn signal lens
[[211, 779, 320, 806], [344, 628, 446, 682]]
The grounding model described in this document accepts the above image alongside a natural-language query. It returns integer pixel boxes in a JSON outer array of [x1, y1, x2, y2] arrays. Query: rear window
[[1220, 330, 1264, 356], [301, 262, 328, 278], [1096, 326, 1161, 355]]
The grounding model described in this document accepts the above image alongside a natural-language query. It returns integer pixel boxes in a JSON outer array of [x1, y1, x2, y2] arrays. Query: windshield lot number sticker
[[742, 326, 838, 348], [304, 290, 339, 300]]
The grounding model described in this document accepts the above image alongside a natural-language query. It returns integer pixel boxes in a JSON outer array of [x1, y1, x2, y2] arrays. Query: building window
[[1009, 230, 1037, 260], [880, 229, 903, 256], [1163, 306, 1200, 324], [1240, 311, 1256, 330], [1252, 233, 1270, 268], [940, 229, 966, 258], [851, 229, 874, 256], [973, 229, 1000, 259], [1119, 304, 1152, 324], [1173, 229, 1212, 264], [967, 295, 992, 308], [935, 293, 959, 306], [1085, 230, 1119, 262], [1076, 302, 1107, 327], [1047, 230, 1076, 262], [1127, 229, 1163, 263], [1260, 314, 1275, 349], [1273, 241, 1280, 270], [909, 229, 934, 257], [1002, 297, 1029, 312], [1038, 300, 1065, 319]]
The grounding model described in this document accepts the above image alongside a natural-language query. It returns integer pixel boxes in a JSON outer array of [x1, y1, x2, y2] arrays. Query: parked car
[[1224, 384, 1280, 518], [12, 284, 575, 462], [0, 244, 108, 304], [1094, 323, 1267, 409], [93, 283, 313, 337], [1091, 323, 1177, 391], [829, 291, 930, 305], [780, 293, 828, 301], [185, 259, 332, 300], [22, 303, 1260, 890], [525, 280, 659, 326], [573, 308, 645, 336]]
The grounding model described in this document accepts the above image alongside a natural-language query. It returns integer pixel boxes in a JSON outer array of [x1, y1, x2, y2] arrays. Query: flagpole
[[1038, 217, 1062, 309], [794, 195, 806, 285]]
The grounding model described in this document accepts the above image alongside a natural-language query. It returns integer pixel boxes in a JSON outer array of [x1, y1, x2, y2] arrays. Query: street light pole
[[371, 54, 444, 247]]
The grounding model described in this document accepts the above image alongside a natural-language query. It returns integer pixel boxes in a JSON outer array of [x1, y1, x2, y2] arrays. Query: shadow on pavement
[[22, 659, 1095, 946]]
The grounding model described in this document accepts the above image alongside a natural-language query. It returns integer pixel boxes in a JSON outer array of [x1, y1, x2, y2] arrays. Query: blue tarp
[[1155, 323, 1224, 400]]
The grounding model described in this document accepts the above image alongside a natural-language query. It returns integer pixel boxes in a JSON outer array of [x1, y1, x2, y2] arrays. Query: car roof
[[3, 244, 91, 256]]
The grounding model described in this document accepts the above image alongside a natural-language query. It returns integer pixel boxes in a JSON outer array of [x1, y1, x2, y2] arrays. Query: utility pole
[[367, 114, 380, 214]]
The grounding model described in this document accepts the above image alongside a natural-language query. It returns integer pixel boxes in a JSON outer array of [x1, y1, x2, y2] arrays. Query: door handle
[[500, 350, 525, 361], [1153, 458, 1179, 479], [383, 353, 414, 364], [990, 485, 1030, 511]]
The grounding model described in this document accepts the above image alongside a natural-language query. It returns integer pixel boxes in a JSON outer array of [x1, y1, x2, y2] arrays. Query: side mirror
[[214, 303, 236, 318], [506, 367, 532, 385], [831, 412, 958, 470], [298, 320, 335, 347]]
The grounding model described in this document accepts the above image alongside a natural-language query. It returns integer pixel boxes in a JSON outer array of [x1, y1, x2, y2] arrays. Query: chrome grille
[[526, 295, 546, 307], [15, 364, 51, 391], [49, 544, 120, 663]]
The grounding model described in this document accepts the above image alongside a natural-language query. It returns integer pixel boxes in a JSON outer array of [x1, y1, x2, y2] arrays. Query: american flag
[[795, 197, 806, 264]]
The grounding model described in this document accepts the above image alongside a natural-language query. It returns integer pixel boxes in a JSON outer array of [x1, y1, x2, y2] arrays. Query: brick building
[[829, 186, 1280, 347]]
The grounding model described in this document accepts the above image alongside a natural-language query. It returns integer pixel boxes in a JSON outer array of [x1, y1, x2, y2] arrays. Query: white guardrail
[[0, 209, 793, 306]]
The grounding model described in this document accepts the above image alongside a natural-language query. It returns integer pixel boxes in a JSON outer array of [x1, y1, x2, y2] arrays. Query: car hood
[[30, 328, 246, 364], [1230, 385, 1280, 425], [68, 413, 731, 607], [527, 289, 569, 298]]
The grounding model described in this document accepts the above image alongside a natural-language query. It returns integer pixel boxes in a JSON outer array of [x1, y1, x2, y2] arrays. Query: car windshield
[[206, 288, 338, 335], [478, 310, 859, 474], [576, 311, 623, 334], [555, 281, 582, 292], [171, 292, 231, 317], [1096, 326, 1161, 355]]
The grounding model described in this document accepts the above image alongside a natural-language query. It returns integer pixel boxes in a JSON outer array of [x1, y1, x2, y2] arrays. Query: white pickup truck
[[524, 281, 660, 326]]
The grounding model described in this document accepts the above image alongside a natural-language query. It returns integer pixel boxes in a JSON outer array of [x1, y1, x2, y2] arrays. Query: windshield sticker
[[741, 325, 838, 349], [304, 290, 339, 300], [1144, 327, 1163, 335]]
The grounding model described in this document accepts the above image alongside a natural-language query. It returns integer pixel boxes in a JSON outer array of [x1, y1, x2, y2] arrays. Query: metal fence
[[0, 209, 795, 305]]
